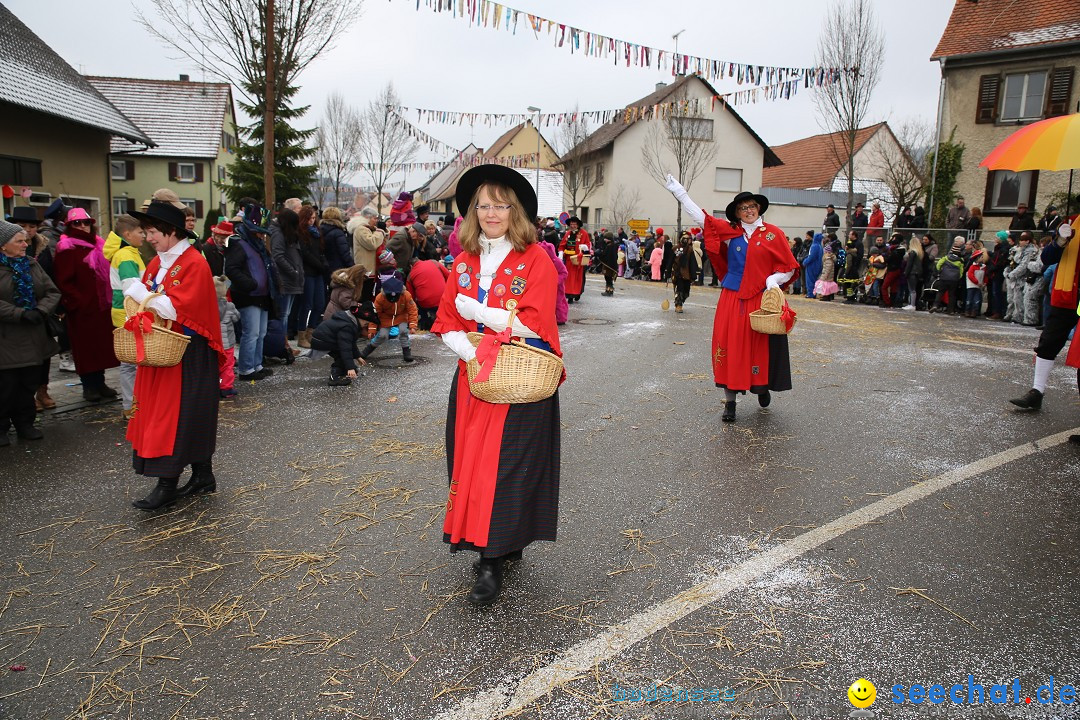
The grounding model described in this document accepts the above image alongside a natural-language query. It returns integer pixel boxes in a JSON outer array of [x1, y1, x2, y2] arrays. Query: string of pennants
[[352, 153, 541, 173], [404, 0, 850, 87], [391, 73, 833, 129]]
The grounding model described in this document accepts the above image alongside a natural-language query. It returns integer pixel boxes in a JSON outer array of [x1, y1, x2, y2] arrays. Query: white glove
[[765, 270, 794, 290], [454, 294, 483, 321], [664, 174, 684, 194], [124, 282, 151, 304], [665, 174, 706, 225], [440, 330, 477, 363]]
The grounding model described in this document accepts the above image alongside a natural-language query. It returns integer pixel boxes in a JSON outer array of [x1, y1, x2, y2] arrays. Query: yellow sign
[[627, 219, 650, 233]]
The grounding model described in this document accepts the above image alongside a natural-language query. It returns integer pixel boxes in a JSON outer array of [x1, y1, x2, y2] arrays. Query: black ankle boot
[[133, 477, 180, 511], [402, 346, 414, 363], [473, 549, 522, 571], [721, 401, 736, 422], [468, 557, 505, 606], [1009, 388, 1043, 411], [179, 462, 216, 496], [757, 389, 771, 408]]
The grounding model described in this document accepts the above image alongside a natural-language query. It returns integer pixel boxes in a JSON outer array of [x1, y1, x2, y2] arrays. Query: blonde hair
[[322, 206, 343, 223], [458, 182, 536, 255], [908, 237, 924, 260], [114, 214, 140, 235]]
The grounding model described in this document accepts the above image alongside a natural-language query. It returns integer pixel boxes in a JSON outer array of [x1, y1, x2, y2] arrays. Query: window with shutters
[[1046, 67, 1075, 117], [1000, 71, 1048, 121], [112, 197, 128, 217], [975, 75, 1000, 124], [110, 161, 127, 180], [176, 162, 196, 182]]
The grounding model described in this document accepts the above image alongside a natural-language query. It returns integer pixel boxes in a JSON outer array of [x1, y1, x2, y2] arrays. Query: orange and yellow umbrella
[[980, 113, 1080, 171]]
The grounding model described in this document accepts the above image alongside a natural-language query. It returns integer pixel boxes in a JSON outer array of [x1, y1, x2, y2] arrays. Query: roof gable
[[562, 74, 781, 167], [0, 5, 152, 145], [932, 0, 1080, 60], [87, 76, 233, 158], [761, 123, 887, 190]]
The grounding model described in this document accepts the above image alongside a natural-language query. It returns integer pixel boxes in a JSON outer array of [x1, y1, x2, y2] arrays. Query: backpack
[[938, 259, 961, 283]]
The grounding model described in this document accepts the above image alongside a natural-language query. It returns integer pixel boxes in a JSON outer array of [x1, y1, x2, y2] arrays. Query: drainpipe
[[927, 60, 946, 228]]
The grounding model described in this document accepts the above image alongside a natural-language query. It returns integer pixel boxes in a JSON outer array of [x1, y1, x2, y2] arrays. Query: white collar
[[158, 241, 188, 262], [741, 217, 764, 234], [479, 233, 508, 253]]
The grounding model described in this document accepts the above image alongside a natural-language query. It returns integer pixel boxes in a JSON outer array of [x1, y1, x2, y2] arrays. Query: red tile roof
[[932, 0, 1080, 60], [761, 124, 886, 190]]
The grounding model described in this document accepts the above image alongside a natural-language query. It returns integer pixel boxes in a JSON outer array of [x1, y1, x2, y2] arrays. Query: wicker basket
[[114, 293, 190, 367], [465, 309, 563, 404], [749, 287, 796, 335], [567, 253, 581, 266]]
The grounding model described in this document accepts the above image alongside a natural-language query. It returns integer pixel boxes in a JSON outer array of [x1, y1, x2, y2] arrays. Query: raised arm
[[664, 175, 706, 226]]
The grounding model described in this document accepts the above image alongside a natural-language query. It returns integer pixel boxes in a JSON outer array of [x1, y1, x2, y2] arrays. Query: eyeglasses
[[736, 204, 758, 213], [475, 204, 513, 213], [69, 220, 92, 226]]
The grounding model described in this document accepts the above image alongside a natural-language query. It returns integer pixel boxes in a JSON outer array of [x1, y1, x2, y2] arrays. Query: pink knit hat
[[65, 207, 93, 224]]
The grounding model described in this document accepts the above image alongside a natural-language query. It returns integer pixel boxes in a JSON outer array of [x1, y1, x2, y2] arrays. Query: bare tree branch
[[311, 92, 363, 208], [640, 84, 716, 235], [609, 184, 642, 231], [356, 83, 419, 214], [136, 0, 364, 110], [813, 0, 885, 228], [555, 106, 596, 215], [870, 118, 932, 221]]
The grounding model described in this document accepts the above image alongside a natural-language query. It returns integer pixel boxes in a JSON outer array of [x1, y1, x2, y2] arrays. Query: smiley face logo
[[848, 678, 876, 709]]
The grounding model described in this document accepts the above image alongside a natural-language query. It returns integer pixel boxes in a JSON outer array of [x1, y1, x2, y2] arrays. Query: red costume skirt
[[564, 261, 586, 297], [711, 290, 792, 393], [1066, 315, 1079, 369]]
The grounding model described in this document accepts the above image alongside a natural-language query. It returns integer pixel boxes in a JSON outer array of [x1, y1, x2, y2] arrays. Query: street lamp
[[527, 106, 541, 216]]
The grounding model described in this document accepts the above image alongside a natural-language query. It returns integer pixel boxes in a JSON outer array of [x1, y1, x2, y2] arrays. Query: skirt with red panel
[[1066, 315, 1079, 369], [443, 366, 560, 559], [710, 289, 792, 393]]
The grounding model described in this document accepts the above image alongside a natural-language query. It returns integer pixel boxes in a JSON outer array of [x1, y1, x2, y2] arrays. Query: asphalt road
[[1, 275, 1078, 720]]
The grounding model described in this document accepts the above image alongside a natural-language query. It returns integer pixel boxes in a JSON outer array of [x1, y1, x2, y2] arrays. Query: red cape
[[127, 246, 224, 459], [559, 229, 590, 295], [432, 241, 562, 548], [703, 215, 800, 298]]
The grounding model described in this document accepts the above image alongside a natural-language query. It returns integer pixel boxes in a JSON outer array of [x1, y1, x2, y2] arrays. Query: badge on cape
[[503, 268, 512, 275], [766, 232, 776, 241], [509, 276, 527, 295], [516, 263, 525, 270], [170, 265, 182, 277], [493, 284, 507, 297], [457, 274, 472, 289], [505, 299, 518, 310], [456, 262, 466, 274]]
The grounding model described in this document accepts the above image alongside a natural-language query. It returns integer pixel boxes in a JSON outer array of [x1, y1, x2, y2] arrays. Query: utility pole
[[263, 0, 276, 212], [528, 106, 541, 216], [672, 29, 685, 76]]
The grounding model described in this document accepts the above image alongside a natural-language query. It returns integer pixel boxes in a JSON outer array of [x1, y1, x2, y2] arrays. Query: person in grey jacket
[[1004, 231, 1037, 323], [270, 209, 304, 326], [0, 221, 61, 445]]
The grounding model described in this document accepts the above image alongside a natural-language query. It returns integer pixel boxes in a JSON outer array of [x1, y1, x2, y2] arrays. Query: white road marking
[[429, 428, 1079, 720], [803, 318, 853, 328], [943, 339, 1035, 356]]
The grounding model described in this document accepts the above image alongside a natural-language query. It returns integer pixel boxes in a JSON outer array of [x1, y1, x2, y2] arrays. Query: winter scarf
[[0, 254, 35, 309]]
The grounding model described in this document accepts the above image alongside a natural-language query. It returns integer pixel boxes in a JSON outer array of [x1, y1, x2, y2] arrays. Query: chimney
[[655, 81, 667, 92], [179, 74, 190, 82]]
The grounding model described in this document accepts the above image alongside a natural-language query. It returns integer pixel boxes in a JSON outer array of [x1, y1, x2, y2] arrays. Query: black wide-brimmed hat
[[455, 164, 538, 221], [725, 191, 770, 223], [6, 206, 40, 224], [129, 200, 197, 239]]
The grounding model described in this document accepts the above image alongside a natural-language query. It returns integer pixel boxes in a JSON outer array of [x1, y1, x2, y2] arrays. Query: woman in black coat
[[320, 207, 353, 273]]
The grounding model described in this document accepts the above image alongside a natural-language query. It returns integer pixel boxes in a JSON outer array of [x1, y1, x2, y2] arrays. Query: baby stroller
[[920, 279, 940, 308]]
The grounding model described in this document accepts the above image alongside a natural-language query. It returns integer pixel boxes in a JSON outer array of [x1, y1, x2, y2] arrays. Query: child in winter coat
[[214, 276, 241, 398], [389, 191, 416, 226], [814, 240, 839, 300], [964, 241, 988, 318], [322, 264, 371, 322], [310, 303, 369, 386], [360, 276, 418, 363], [103, 214, 146, 416], [931, 237, 966, 314]]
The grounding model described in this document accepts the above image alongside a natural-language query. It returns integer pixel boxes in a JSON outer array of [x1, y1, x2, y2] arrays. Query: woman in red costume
[[666, 176, 799, 422], [432, 165, 563, 606], [559, 216, 590, 302], [123, 201, 224, 510]]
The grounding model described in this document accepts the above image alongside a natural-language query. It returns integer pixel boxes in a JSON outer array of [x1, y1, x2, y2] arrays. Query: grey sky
[[6, 0, 955, 189]]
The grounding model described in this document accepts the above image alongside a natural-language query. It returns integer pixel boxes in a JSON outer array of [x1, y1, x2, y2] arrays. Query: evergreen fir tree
[[226, 80, 317, 207]]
